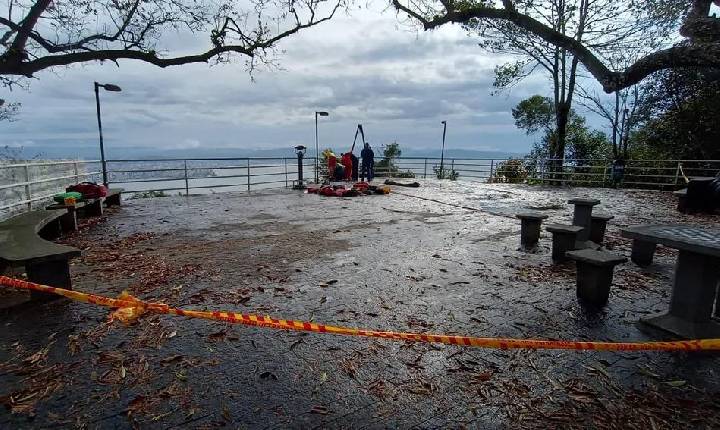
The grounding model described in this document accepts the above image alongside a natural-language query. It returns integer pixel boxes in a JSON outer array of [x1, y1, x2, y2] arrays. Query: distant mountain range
[[10, 144, 525, 161]]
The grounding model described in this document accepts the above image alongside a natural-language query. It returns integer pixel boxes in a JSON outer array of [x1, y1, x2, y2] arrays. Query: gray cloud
[[0, 6, 565, 158]]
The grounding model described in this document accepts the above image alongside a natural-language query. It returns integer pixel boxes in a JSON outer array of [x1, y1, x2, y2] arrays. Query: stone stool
[[631, 240, 657, 266], [546, 224, 583, 263], [566, 249, 627, 307], [568, 198, 600, 242], [516, 212, 549, 250], [590, 214, 614, 244]]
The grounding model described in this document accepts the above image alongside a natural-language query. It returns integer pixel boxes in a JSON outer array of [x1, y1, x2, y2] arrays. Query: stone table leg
[[60, 207, 78, 233], [572, 204, 594, 242], [520, 219, 542, 250], [551, 232, 576, 263], [26, 258, 72, 302], [631, 240, 656, 267], [641, 251, 720, 338]]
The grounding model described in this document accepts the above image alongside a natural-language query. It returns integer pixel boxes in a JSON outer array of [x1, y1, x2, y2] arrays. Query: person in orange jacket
[[324, 149, 337, 181], [341, 152, 353, 181]]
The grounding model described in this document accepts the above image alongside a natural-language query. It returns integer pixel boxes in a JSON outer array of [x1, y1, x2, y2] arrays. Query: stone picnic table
[[621, 224, 720, 339]]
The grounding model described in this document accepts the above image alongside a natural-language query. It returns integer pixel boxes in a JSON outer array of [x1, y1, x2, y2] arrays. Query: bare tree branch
[[0, 0, 343, 80], [392, 0, 720, 92]]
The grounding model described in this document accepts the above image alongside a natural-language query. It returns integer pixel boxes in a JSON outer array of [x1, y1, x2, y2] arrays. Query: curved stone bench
[[0, 210, 80, 301]]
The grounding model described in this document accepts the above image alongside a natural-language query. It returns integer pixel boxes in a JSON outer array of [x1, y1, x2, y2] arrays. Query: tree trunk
[[553, 102, 570, 182]]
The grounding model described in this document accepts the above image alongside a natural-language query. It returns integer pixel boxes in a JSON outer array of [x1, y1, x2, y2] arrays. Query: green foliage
[[515, 95, 612, 165], [130, 190, 168, 199], [433, 166, 459, 180], [632, 69, 720, 160], [375, 142, 402, 175], [512, 95, 555, 135], [493, 159, 528, 184], [395, 170, 417, 179], [492, 60, 530, 92]]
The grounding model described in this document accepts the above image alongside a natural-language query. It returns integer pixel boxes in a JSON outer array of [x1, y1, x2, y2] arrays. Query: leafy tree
[[493, 158, 528, 183], [375, 142, 401, 173], [0, 0, 342, 84], [632, 68, 720, 160], [513, 95, 610, 168], [392, 0, 719, 93]]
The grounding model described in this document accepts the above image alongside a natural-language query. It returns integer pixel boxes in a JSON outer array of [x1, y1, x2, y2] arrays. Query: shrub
[[493, 159, 528, 183], [434, 166, 459, 180]]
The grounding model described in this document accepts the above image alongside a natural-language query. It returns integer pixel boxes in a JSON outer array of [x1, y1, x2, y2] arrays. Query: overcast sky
[[2, 3, 576, 159]]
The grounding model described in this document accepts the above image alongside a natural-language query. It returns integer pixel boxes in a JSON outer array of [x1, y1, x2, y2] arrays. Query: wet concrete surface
[[1, 180, 720, 428]]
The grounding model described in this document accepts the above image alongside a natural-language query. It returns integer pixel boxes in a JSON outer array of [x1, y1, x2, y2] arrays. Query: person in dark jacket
[[361, 143, 374, 182]]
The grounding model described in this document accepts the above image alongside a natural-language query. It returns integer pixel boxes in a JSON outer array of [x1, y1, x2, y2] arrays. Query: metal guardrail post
[[247, 159, 251, 192], [184, 160, 190, 196], [284, 158, 288, 188], [451, 159, 454, 173], [674, 162, 681, 185], [603, 165, 608, 185], [424, 158, 427, 179], [73, 161, 80, 183], [489, 159, 494, 182], [23, 165, 31, 210]]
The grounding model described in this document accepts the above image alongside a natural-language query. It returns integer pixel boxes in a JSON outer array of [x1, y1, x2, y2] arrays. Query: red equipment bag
[[67, 182, 108, 199]]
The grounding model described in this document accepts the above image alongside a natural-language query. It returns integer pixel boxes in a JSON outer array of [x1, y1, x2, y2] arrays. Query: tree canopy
[[632, 68, 720, 160], [0, 0, 342, 83], [393, 0, 720, 93]]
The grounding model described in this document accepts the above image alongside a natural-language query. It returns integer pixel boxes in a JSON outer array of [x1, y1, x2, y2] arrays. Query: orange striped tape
[[1, 275, 719, 352]]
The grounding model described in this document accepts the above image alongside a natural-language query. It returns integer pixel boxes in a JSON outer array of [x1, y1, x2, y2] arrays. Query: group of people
[[324, 142, 375, 182]]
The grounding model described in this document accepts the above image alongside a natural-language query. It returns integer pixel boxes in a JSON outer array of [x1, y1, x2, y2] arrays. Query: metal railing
[[532, 159, 720, 189], [1, 157, 717, 221], [105, 157, 316, 196], [0, 160, 102, 220]]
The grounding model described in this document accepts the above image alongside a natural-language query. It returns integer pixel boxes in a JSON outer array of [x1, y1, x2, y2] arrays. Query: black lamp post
[[293, 145, 307, 190], [94, 81, 122, 186], [440, 120, 447, 174], [315, 111, 329, 183]]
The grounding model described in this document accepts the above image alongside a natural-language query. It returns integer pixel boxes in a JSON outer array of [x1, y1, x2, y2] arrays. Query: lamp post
[[314, 111, 329, 183], [440, 120, 447, 175], [94, 82, 122, 186]]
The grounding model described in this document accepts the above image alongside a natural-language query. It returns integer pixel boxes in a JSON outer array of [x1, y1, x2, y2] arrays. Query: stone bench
[[566, 249, 627, 307], [630, 239, 657, 267], [46, 200, 92, 232], [568, 198, 600, 242], [515, 212, 548, 250], [546, 224, 583, 263], [674, 188, 688, 213], [0, 210, 81, 301], [105, 188, 123, 207], [590, 214, 614, 244]]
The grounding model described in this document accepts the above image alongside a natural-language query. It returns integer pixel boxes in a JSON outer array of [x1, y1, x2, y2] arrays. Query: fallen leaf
[[664, 380, 686, 387], [310, 406, 330, 415]]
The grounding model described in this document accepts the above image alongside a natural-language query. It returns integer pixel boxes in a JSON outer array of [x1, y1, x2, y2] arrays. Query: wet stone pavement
[[1, 180, 720, 429]]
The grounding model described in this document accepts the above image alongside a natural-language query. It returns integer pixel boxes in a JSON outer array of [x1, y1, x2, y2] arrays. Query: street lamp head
[[102, 83, 122, 92], [441, 120, 447, 125], [316, 111, 329, 116]]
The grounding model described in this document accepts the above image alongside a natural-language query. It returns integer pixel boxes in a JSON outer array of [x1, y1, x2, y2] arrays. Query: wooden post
[[284, 158, 289, 188], [423, 158, 427, 179], [489, 159, 495, 183]]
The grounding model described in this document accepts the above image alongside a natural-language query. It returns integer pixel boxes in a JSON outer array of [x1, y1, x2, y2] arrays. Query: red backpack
[[67, 182, 108, 199]]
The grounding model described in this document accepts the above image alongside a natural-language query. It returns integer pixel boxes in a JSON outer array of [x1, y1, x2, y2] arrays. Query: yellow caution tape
[[1, 276, 719, 351]]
